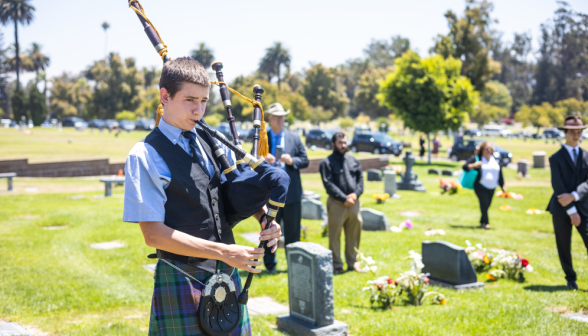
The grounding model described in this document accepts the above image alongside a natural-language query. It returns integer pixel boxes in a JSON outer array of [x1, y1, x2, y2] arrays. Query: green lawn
[[1, 162, 587, 335]]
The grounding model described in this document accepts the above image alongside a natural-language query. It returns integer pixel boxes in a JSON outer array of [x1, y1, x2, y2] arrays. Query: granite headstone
[[277, 242, 348, 336], [367, 169, 382, 181], [383, 170, 400, 198], [397, 151, 426, 192], [517, 160, 530, 178], [422, 240, 483, 289], [360, 208, 390, 231], [301, 199, 327, 220], [428, 169, 440, 175]]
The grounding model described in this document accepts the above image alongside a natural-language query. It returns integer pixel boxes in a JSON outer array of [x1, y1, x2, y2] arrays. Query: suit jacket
[[547, 146, 588, 216], [268, 129, 309, 204]]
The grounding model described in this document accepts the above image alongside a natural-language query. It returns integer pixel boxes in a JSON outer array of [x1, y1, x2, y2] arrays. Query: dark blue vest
[[145, 127, 235, 273]]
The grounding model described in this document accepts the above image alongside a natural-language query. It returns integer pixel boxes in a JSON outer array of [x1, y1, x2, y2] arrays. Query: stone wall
[[0, 155, 389, 177]]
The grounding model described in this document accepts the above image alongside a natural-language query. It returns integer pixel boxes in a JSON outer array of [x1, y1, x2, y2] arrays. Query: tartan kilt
[[148, 259, 252, 336]]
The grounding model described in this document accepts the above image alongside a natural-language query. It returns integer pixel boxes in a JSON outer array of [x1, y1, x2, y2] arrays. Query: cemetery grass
[[0, 165, 587, 334]]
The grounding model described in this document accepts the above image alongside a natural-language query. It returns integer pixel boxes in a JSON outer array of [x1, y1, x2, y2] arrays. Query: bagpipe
[[127, 1, 289, 334]]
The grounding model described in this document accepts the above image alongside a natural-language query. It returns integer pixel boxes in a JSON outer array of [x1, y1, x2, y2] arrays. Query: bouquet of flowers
[[362, 276, 398, 309], [372, 193, 390, 204], [424, 228, 446, 236], [493, 253, 533, 282], [496, 191, 524, 200], [464, 241, 494, 273], [439, 178, 461, 195], [390, 219, 413, 232], [526, 208, 544, 215], [355, 248, 378, 273], [499, 204, 512, 211]]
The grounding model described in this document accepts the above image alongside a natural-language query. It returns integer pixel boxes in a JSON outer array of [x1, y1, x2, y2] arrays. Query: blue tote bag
[[458, 156, 479, 190]]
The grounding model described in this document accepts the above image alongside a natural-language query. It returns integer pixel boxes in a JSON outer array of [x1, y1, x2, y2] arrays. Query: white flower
[[475, 243, 483, 250], [438, 229, 446, 235], [525, 265, 533, 272], [465, 240, 472, 247], [390, 226, 402, 232], [365, 256, 375, 265], [362, 286, 371, 291], [370, 266, 378, 273]]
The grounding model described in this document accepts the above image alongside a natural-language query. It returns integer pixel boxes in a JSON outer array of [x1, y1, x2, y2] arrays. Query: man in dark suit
[[547, 115, 588, 290], [263, 102, 309, 273]]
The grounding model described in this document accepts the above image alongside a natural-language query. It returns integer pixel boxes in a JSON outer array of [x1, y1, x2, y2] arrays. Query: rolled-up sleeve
[[123, 143, 168, 223]]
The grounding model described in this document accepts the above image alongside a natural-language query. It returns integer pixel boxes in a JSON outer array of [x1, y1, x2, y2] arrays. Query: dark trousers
[[552, 215, 588, 282], [263, 201, 301, 271], [474, 184, 495, 224]]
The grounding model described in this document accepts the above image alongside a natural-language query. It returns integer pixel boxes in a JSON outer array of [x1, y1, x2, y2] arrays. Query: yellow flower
[[439, 298, 447, 305], [486, 273, 497, 281], [483, 255, 490, 264]]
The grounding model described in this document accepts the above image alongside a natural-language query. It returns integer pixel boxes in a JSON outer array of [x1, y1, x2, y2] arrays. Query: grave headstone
[[367, 169, 382, 181], [517, 160, 530, 178], [397, 151, 426, 192], [301, 199, 327, 220], [248, 297, 289, 316], [422, 240, 483, 289], [442, 169, 453, 176], [383, 170, 400, 198], [90, 241, 125, 250], [360, 208, 390, 231], [563, 313, 588, 323], [277, 242, 348, 336], [428, 169, 440, 175], [533, 151, 546, 168], [303, 191, 321, 201], [0, 322, 30, 335]]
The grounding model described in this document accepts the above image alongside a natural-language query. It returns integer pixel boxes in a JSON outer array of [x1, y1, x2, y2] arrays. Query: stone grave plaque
[[442, 169, 453, 176], [301, 199, 326, 220], [361, 208, 390, 231], [367, 169, 382, 181], [278, 242, 347, 335], [0, 322, 30, 335], [517, 160, 530, 177], [563, 313, 588, 323], [90, 241, 125, 250], [422, 240, 483, 289], [383, 170, 398, 198], [428, 169, 440, 175]]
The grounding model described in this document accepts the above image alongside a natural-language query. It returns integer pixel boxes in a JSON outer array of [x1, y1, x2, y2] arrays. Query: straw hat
[[266, 103, 290, 116]]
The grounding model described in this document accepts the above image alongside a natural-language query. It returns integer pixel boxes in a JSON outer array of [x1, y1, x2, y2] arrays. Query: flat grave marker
[[247, 297, 289, 316], [0, 322, 30, 335], [563, 313, 588, 323], [90, 241, 125, 250], [43, 226, 69, 231]]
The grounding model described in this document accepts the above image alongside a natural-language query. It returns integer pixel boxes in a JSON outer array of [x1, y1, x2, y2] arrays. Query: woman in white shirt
[[463, 142, 506, 229]]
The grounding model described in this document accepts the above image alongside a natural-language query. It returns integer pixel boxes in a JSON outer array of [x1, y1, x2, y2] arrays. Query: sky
[[4, 0, 588, 85]]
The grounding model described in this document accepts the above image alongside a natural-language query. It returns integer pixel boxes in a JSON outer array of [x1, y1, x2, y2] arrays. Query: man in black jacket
[[263, 103, 309, 273], [320, 132, 364, 273], [547, 115, 588, 290]]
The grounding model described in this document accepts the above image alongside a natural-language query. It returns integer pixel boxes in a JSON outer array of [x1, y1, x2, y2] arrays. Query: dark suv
[[449, 138, 512, 166], [306, 129, 336, 149], [350, 132, 403, 156]]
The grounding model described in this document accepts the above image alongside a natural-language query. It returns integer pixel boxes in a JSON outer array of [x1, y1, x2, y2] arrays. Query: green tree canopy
[[378, 51, 477, 162], [515, 102, 564, 132], [354, 67, 392, 118], [301, 63, 349, 123], [364, 36, 410, 68], [190, 42, 214, 69], [432, 0, 500, 91], [85, 53, 144, 120], [49, 73, 91, 119], [470, 80, 512, 127], [0, 0, 34, 90], [258, 42, 291, 90]]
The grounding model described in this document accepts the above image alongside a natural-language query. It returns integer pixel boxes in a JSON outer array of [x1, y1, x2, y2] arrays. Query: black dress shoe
[[567, 281, 579, 290]]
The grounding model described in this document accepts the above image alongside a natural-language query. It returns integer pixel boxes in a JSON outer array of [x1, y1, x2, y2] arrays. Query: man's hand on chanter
[[260, 218, 281, 253], [222, 245, 265, 273]]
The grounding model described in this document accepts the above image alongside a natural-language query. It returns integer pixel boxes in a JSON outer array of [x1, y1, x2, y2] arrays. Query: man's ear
[[160, 87, 170, 106]]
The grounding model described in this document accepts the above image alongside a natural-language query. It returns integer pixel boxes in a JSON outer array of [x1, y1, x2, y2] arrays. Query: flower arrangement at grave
[[464, 241, 533, 283], [372, 193, 390, 204], [526, 208, 543, 215], [499, 204, 512, 211], [355, 248, 378, 273], [439, 178, 461, 195], [362, 250, 446, 308], [424, 228, 446, 236], [496, 190, 523, 200], [390, 219, 413, 232]]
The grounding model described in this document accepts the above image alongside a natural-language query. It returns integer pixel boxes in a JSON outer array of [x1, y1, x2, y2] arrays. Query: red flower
[[521, 259, 529, 267], [377, 284, 383, 291], [387, 278, 394, 284], [423, 276, 429, 285]]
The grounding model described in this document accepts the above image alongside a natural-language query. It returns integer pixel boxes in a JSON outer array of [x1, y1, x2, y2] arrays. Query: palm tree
[[27, 42, 49, 76], [102, 22, 110, 58], [258, 42, 291, 90], [4, 42, 34, 73], [0, 0, 35, 90], [190, 43, 214, 69]]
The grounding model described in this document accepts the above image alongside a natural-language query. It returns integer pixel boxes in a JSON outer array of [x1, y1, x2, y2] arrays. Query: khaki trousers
[[327, 196, 362, 270]]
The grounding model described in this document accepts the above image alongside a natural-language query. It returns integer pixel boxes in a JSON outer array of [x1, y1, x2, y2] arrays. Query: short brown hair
[[159, 57, 210, 98]]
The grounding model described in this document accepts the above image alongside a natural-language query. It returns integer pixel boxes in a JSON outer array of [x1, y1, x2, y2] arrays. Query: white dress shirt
[[562, 144, 581, 215]]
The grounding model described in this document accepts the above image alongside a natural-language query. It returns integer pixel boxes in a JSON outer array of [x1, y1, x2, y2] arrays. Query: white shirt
[[479, 156, 500, 190], [562, 144, 581, 215]]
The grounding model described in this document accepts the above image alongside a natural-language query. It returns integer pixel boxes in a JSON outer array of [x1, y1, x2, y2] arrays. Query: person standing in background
[[419, 134, 426, 159], [320, 132, 364, 274], [547, 116, 588, 290], [463, 142, 505, 229], [432, 135, 441, 158], [263, 102, 309, 273]]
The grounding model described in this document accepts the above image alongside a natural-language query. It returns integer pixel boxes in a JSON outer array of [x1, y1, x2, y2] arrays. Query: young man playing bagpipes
[[123, 57, 281, 335]]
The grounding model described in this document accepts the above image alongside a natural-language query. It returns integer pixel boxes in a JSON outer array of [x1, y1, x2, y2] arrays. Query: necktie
[[573, 148, 578, 165], [181, 131, 210, 178]]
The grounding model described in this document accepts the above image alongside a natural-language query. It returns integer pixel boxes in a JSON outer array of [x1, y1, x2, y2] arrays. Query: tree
[[379, 51, 478, 164], [515, 102, 564, 133], [301, 64, 349, 123], [432, 0, 500, 91], [532, 3, 588, 104], [26, 42, 49, 99], [142, 66, 160, 89], [354, 67, 392, 118], [555, 98, 588, 124], [470, 80, 512, 127], [0, 0, 35, 90], [28, 84, 46, 125], [134, 86, 160, 118], [364, 36, 410, 68], [102, 21, 109, 58], [85, 53, 144, 119], [258, 42, 291, 89], [0, 32, 10, 117], [190, 42, 214, 69], [49, 73, 91, 119], [11, 85, 26, 121]]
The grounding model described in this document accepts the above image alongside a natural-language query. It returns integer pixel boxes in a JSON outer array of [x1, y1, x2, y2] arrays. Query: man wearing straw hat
[[263, 102, 309, 273], [547, 115, 588, 290]]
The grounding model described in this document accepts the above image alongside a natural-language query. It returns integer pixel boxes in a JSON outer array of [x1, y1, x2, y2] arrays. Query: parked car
[[88, 119, 106, 129], [350, 132, 403, 156], [463, 129, 482, 137], [482, 125, 512, 137], [105, 119, 119, 130], [62, 117, 88, 128], [306, 129, 337, 149], [40, 120, 53, 128], [354, 125, 371, 134], [118, 119, 136, 131], [449, 138, 512, 166], [543, 128, 564, 139], [135, 118, 155, 131]]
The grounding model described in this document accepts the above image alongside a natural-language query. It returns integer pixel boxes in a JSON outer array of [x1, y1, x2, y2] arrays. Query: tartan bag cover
[[149, 259, 251, 336]]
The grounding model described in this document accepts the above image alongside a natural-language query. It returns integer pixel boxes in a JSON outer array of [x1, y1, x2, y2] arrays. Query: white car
[[483, 125, 511, 137]]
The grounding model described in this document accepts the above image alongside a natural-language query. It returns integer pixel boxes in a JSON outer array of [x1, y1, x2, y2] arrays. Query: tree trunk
[[427, 133, 431, 165], [277, 62, 281, 90], [14, 20, 20, 90]]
